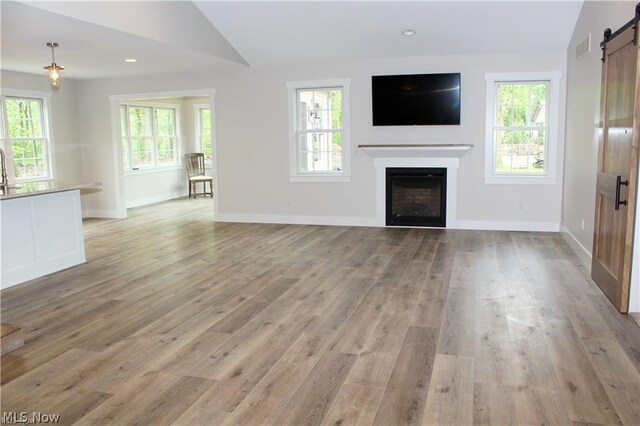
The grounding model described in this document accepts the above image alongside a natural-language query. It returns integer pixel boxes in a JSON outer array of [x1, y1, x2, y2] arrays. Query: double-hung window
[[120, 103, 179, 170], [1, 94, 52, 181], [195, 104, 213, 161], [484, 72, 561, 184], [287, 79, 351, 182]]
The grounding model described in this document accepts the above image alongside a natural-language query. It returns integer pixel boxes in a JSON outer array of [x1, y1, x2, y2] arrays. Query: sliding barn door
[[592, 20, 640, 313]]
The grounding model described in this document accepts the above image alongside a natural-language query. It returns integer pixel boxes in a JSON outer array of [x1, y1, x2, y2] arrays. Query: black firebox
[[386, 168, 447, 227]]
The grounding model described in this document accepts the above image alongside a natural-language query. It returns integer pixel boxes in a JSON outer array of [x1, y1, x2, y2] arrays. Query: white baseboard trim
[[216, 214, 560, 232], [455, 220, 560, 232], [125, 191, 187, 209], [215, 213, 379, 228], [82, 209, 123, 219], [560, 225, 592, 265]]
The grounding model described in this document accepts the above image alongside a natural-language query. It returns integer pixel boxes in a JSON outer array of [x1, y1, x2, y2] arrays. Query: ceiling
[[1, 1, 584, 80], [196, 1, 584, 65]]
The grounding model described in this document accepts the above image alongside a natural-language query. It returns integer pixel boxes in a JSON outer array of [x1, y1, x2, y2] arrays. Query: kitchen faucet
[[0, 147, 8, 192]]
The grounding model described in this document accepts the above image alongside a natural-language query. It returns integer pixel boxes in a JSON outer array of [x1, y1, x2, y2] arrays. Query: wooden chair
[[185, 153, 213, 199]]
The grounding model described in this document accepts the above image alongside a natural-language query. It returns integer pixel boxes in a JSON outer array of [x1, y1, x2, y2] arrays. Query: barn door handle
[[615, 175, 629, 210]]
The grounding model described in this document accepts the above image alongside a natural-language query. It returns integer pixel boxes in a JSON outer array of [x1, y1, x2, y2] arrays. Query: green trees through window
[[198, 107, 212, 160], [120, 104, 178, 169], [493, 81, 548, 174], [2, 97, 49, 180]]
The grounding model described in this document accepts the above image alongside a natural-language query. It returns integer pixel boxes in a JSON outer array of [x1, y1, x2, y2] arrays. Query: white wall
[[75, 51, 567, 228], [1, 70, 83, 183], [563, 1, 639, 312]]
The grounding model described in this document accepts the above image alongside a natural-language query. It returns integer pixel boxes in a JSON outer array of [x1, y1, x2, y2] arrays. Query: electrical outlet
[[286, 197, 291, 207], [247, 146, 256, 157], [581, 218, 585, 231], [517, 200, 525, 210]]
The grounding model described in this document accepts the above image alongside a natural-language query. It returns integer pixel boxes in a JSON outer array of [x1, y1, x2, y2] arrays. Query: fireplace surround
[[358, 144, 473, 228]]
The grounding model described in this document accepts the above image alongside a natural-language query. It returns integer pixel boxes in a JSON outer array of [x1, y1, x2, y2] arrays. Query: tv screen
[[372, 73, 461, 126]]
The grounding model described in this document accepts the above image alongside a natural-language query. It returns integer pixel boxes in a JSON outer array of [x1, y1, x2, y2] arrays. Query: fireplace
[[386, 168, 447, 227]]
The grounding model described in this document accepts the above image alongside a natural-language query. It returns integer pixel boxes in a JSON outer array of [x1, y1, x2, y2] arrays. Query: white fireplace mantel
[[359, 143, 473, 228], [358, 144, 473, 159]]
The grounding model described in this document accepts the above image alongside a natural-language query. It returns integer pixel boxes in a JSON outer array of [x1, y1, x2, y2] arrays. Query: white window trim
[[0, 89, 55, 182], [484, 72, 561, 185], [194, 103, 213, 167], [120, 102, 182, 170], [287, 79, 351, 183]]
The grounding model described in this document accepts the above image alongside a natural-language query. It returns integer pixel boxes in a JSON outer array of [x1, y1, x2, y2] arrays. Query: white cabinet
[[1, 189, 86, 289]]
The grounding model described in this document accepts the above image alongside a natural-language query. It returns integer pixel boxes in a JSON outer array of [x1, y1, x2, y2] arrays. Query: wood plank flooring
[[1, 198, 639, 425]]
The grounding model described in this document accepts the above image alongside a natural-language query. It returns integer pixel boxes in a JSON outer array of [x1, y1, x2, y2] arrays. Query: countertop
[[0, 180, 100, 201]]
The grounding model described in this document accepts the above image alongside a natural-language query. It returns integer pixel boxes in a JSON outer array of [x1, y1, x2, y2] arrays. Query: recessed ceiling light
[[402, 29, 416, 37], [124, 58, 137, 63]]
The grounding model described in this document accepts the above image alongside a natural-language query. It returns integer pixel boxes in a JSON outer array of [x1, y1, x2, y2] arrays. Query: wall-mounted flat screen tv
[[372, 73, 461, 126]]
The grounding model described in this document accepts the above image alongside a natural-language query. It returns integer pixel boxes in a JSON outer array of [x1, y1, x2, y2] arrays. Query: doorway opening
[[109, 89, 217, 219]]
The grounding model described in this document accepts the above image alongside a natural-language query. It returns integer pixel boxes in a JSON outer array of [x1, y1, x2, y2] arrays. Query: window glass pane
[[329, 90, 342, 130], [299, 132, 329, 154], [200, 109, 211, 134], [12, 139, 46, 178], [298, 131, 341, 172], [331, 131, 343, 151], [495, 130, 516, 173], [298, 151, 331, 172], [298, 89, 342, 131], [200, 108, 212, 159], [120, 106, 128, 136], [528, 84, 547, 126], [512, 84, 529, 106], [6, 98, 43, 138], [299, 98, 327, 130], [330, 151, 343, 172], [122, 138, 129, 169], [157, 137, 176, 164], [298, 152, 309, 172], [155, 108, 175, 136], [496, 84, 513, 106], [202, 134, 212, 159], [529, 129, 545, 173], [120, 106, 129, 169], [496, 129, 546, 174], [493, 81, 548, 176], [131, 137, 154, 167], [129, 107, 152, 137], [512, 106, 527, 127], [295, 86, 344, 175], [496, 106, 513, 127]]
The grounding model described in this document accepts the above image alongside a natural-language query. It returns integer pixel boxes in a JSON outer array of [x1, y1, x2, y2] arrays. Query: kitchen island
[[1, 181, 97, 289]]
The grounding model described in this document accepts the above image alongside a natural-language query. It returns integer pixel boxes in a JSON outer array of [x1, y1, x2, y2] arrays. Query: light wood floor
[[1, 199, 639, 425]]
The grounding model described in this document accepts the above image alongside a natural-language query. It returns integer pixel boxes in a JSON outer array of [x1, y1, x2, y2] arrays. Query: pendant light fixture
[[44, 42, 64, 90]]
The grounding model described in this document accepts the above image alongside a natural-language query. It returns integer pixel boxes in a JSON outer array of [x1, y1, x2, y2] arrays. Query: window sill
[[290, 174, 351, 183], [484, 175, 556, 185], [125, 165, 183, 176]]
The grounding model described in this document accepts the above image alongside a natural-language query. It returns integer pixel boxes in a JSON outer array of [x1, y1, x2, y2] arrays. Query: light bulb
[[49, 68, 60, 89]]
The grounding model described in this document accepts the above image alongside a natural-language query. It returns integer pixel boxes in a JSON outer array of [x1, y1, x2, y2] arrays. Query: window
[[120, 103, 179, 170], [484, 72, 561, 185], [0, 95, 52, 181], [287, 79, 351, 182], [195, 104, 213, 160]]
